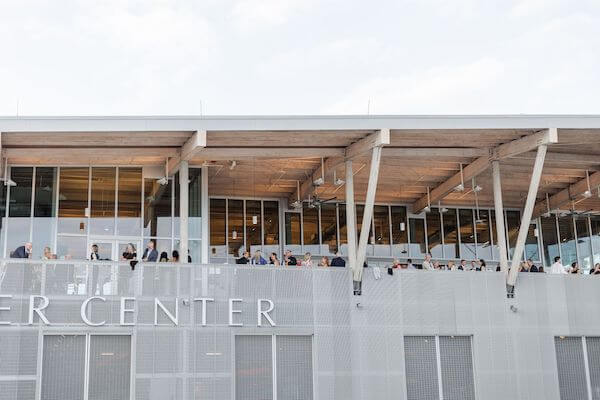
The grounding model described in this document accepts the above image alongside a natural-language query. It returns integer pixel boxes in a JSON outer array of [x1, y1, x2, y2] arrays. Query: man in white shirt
[[422, 254, 433, 270], [550, 256, 568, 274]]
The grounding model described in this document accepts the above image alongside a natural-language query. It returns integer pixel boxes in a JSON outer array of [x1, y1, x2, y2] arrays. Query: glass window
[[90, 167, 116, 235], [442, 208, 459, 259], [506, 210, 520, 260], [7, 167, 33, 254], [525, 223, 540, 262], [210, 199, 226, 246], [188, 168, 202, 239], [228, 199, 244, 257], [246, 200, 262, 252], [426, 208, 443, 258], [143, 178, 172, 238], [285, 212, 301, 246], [117, 167, 142, 236], [391, 206, 408, 245], [409, 218, 426, 257], [575, 217, 592, 270], [302, 203, 319, 245], [475, 209, 492, 260], [9, 167, 33, 217], [57, 235, 87, 260], [235, 335, 273, 400], [320, 203, 337, 253], [0, 184, 6, 257], [541, 215, 559, 266], [559, 215, 577, 267], [263, 201, 279, 246], [591, 216, 600, 265], [58, 167, 89, 234], [33, 168, 57, 257], [338, 204, 347, 245], [459, 209, 476, 259], [373, 205, 390, 245], [490, 210, 500, 260]]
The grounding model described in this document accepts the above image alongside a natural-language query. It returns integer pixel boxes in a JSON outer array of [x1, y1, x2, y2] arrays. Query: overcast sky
[[1, 0, 599, 116]]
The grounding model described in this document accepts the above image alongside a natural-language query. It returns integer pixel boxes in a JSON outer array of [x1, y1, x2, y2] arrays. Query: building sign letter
[[81, 297, 106, 326], [120, 297, 135, 326], [0, 295, 12, 325], [257, 299, 276, 327], [229, 298, 243, 327], [155, 298, 179, 326], [28, 295, 50, 325], [193, 298, 214, 326]]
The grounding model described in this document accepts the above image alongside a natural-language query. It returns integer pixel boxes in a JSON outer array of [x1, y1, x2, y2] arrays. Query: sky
[[0, 0, 599, 116]]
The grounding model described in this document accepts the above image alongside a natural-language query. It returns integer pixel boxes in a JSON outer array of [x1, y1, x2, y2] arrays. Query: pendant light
[[473, 177, 484, 224], [231, 170, 237, 240], [542, 193, 551, 218], [454, 163, 465, 192], [583, 170, 592, 198], [252, 159, 258, 224]]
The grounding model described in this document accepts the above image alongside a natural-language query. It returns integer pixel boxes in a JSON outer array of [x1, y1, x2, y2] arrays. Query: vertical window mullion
[[29, 166, 36, 242], [435, 336, 444, 400], [336, 204, 341, 253], [114, 167, 119, 236], [456, 209, 462, 259], [388, 205, 393, 256], [440, 208, 446, 259]]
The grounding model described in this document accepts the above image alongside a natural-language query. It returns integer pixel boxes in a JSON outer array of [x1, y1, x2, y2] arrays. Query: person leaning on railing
[[10, 242, 32, 258]]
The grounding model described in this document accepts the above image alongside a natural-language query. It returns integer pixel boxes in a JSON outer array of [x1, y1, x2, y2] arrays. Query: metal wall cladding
[[3, 261, 600, 399]]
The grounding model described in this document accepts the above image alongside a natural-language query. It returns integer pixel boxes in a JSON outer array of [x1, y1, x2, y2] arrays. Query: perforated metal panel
[[439, 336, 475, 400], [88, 335, 131, 400], [235, 335, 273, 400], [586, 337, 600, 400], [555, 336, 588, 400], [404, 336, 439, 400], [41, 335, 86, 400], [277, 335, 313, 400]]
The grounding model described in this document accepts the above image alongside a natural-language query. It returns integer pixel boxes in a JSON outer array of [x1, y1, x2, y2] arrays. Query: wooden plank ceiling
[[2, 128, 600, 211]]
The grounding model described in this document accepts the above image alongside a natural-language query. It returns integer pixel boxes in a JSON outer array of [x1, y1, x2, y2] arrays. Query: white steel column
[[507, 145, 547, 286], [201, 165, 209, 264], [355, 146, 382, 281], [179, 160, 189, 263], [345, 160, 357, 274], [492, 161, 509, 272]]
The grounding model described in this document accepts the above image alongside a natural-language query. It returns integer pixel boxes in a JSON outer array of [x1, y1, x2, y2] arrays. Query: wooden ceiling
[[2, 127, 600, 212]]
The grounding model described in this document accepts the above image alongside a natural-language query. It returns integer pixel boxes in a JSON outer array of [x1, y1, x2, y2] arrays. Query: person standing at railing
[[422, 254, 433, 270], [142, 241, 157, 262], [10, 242, 32, 258], [251, 250, 267, 265], [320, 256, 330, 267], [331, 252, 345, 267], [42, 246, 53, 260], [269, 253, 280, 266], [550, 256, 568, 274], [283, 250, 297, 266]]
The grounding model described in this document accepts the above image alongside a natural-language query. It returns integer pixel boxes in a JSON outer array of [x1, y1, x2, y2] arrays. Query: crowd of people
[[236, 250, 346, 267]]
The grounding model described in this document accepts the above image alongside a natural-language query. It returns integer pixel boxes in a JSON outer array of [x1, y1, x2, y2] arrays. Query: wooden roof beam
[[167, 130, 206, 175], [195, 147, 344, 160], [412, 129, 558, 213], [345, 129, 390, 159], [532, 170, 600, 218]]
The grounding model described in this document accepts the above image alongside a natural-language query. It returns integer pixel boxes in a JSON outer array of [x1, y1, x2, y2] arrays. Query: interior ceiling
[[3, 128, 600, 212]]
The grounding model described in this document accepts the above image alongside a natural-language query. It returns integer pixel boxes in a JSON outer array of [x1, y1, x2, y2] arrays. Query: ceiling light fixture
[[454, 163, 465, 192], [583, 170, 592, 198], [313, 158, 325, 186], [333, 170, 344, 186], [229, 160, 237, 170], [423, 187, 431, 213]]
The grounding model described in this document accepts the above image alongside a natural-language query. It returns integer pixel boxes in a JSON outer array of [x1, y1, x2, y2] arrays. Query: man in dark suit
[[142, 240, 158, 262], [11, 242, 32, 258], [331, 252, 346, 267]]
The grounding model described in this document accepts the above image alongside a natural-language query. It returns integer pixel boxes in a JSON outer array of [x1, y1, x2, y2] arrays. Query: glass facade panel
[[591, 216, 600, 265], [303, 203, 319, 245], [285, 212, 301, 246], [541, 215, 559, 266], [374, 205, 390, 245], [525, 223, 540, 262], [58, 167, 89, 234], [143, 178, 172, 238], [576, 217, 592, 270], [320, 203, 337, 253], [188, 168, 202, 239], [33, 168, 57, 258], [442, 208, 459, 259], [459, 209, 476, 260], [338, 205, 347, 245], [559, 215, 577, 267], [475, 209, 492, 260], [490, 210, 500, 260], [228, 200, 244, 257], [0, 184, 6, 257], [57, 235, 87, 260], [506, 210, 520, 260], [9, 167, 33, 217], [355, 205, 373, 243], [246, 200, 262, 252], [117, 167, 142, 236], [409, 218, 426, 257], [263, 201, 279, 246], [210, 199, 226, 246], [90, 167, 116, 235], [426, 208, 443, 258], [391, 206, 408, 256]]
